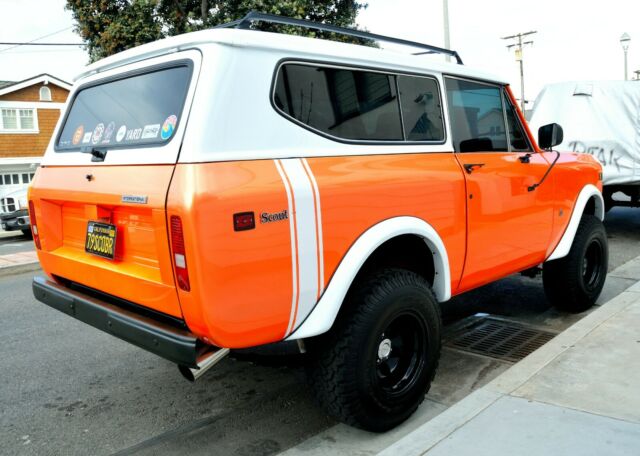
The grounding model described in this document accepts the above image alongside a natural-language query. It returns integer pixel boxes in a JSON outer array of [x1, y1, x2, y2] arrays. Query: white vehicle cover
[[529, 81, 640, 186]]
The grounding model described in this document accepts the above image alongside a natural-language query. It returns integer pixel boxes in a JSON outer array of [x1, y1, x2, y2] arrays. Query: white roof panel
[[76, 28, 507, 85]]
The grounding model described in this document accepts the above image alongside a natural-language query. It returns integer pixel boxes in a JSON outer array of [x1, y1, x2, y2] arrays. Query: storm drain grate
[[446, 318, 556, 363]]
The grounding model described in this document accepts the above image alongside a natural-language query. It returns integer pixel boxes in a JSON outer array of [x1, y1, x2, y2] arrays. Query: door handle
[[463, 163, 485, 174]]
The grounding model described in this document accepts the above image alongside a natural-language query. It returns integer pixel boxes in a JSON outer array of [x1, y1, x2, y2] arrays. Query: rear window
[[56, 64, 192, 151]]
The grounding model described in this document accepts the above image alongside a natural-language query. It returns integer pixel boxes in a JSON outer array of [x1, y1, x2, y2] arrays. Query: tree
[[67, 0, 367, 62]]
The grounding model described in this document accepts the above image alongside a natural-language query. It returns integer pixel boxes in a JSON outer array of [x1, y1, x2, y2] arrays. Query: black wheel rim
[[583, 238, 604, 291], [373, 310, 427, 401]]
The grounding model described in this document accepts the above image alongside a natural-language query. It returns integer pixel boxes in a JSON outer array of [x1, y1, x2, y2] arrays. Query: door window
[[504, 93, 532, 152], [445, 78, 508, 152]]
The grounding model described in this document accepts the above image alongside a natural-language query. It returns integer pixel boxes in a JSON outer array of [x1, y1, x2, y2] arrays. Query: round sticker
[[116, 125, 127, 142], [102, 121, 115, 144], [72, 125, 84, 145], [161, 115, 177, 140], [91, 123, 105, 145]]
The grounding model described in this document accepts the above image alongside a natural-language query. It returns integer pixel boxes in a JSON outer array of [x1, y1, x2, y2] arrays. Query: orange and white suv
[[30, 13, 607, 431]]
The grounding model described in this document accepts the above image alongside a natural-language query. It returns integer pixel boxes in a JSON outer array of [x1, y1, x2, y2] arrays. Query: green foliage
[[66, 0, 367, 62]]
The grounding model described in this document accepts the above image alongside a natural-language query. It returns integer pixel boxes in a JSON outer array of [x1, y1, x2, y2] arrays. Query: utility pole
[[443, 0, 451, 61], [502, 31, 537, 113]]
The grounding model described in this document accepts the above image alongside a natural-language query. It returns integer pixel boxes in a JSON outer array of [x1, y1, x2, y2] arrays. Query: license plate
[[85, 221, 117, 259]]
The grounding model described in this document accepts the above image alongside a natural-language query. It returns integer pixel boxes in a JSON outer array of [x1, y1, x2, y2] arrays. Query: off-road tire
[[306, 269, 441, 432], [543, 215, 608, 312]]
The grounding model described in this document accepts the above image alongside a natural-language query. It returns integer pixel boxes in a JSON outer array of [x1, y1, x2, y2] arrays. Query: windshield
[[56, 64, 192, 151]]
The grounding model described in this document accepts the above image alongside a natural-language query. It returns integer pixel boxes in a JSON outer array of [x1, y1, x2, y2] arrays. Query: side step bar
[[32, 276, 223, 369]]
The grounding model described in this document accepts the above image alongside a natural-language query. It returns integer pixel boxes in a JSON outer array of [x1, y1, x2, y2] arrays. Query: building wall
[[0, 109, 61, 157], [0, 82, 69, 159], [0, 83, 68, 103]]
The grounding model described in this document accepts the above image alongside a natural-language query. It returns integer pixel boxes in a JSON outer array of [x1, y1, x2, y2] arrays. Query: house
[[0, 73, 71, 199]]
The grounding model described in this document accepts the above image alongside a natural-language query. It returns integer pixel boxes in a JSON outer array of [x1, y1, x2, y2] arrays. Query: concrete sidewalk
[[0, 250, 39, 275], [378, 258, 640, 456]]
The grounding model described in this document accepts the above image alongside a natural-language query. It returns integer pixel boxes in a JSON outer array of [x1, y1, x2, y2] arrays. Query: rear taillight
[[170, 215, 190, 291], [28, 200, 41, 249]]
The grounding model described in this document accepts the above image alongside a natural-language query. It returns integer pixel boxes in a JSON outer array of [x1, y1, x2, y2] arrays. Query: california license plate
[[85, 221, 117, 259]]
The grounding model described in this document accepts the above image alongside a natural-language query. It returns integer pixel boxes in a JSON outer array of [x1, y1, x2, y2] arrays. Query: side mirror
[[538, 123, 564, 150]]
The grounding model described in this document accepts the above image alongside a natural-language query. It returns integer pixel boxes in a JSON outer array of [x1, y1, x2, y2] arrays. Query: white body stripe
[[301, 158, 325, 294], [276, 158, 325, 336], [274, 160, 299, 336]]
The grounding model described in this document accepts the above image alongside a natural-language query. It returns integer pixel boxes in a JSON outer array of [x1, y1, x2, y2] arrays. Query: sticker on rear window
[[92, 123, 105, 145], [82, 132, 92, 143], [142, 124, 160, 139], [116, 125, 126, 142], [72, 125, 84, 145], [161, 115, 177, 140], [102, 122, 115, 144], [126, 128, 142, 141], [56, 65, 191, 152]]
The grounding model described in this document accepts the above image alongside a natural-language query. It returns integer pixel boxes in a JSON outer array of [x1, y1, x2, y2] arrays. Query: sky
[[1, 0, 639, 104]]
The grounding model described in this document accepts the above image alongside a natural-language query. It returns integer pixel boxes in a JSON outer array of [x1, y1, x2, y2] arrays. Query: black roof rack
[[215, 11, 464, 65]]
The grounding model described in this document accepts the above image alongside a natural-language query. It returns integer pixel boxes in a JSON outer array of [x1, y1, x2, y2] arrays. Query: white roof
[[76, 28, 507, 85]]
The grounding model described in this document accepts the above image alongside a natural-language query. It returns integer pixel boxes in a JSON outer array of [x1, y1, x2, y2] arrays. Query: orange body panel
[[29, 165, 182, 318], [167, 154, 467, 348], [454, 151, 555, 292], [31, 147, 601, 349], [545, 152, 603, 257]]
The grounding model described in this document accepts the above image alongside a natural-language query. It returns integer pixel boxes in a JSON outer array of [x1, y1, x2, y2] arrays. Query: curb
[[377, 256, 640, 456], [0, 261, 41, 278]]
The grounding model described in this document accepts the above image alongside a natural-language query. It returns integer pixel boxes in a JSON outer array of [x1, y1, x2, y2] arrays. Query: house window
[[1, 109, 18, 129], [39, 86, 52, 101], [0, 174, 21, 186], [0, 108, 37, 131], [19, 109, 35, 129]]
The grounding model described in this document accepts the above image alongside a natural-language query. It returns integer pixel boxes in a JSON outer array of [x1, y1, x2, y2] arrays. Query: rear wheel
[[543, 215, 608, 312], [306, 269, 441, 432]]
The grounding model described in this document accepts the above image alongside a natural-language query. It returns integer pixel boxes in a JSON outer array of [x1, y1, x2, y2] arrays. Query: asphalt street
[[1, 206, 639, 455]]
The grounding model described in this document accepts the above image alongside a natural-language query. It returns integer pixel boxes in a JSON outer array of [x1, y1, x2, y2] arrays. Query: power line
[[0, 42, 84, 46], [0, 26, 80, 54]]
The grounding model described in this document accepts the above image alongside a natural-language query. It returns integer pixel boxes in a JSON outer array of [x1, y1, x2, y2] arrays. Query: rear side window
[[274, 64, 403, 141], [56, 65, 192, 151], [398, 75, 444, 141], [445, 78, 508, 152], [273, 63, 445, 143]]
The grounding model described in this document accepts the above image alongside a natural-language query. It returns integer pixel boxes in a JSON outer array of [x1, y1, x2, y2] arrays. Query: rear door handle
[[463, 163, 485, 174]]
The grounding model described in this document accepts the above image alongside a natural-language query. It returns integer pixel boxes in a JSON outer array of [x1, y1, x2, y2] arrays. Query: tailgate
[[30, 165, 182, 318], [29, 50, 202, 319]]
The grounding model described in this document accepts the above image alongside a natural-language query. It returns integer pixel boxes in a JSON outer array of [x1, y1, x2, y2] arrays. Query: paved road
[[1, 207, 639, 455], [0, 231, 34, 256]]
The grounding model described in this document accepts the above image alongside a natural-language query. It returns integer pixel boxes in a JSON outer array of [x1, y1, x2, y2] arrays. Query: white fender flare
[[546, 184, 604, 262], [287, 216, 451, 340]]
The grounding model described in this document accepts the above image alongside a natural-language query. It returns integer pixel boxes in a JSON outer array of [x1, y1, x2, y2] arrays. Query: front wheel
[[306, 269, 441, 432], [543, 215, 608, 312]]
